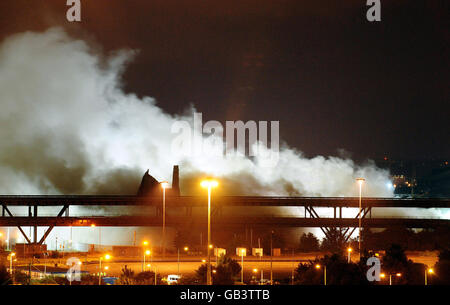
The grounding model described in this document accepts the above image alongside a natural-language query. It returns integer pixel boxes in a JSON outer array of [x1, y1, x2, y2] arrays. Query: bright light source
[[184, 246, 189, 251], [396, 273, 401, 277], [202, 259, 206, 263], [104, 266, 109, 270], [145, 250, 151, 256], [143, 241, 149, 246], [104, 254, 111, 260], [347, 248, 352, 253], [428, 268, 434, 274], [315, 264, 321, 269], [91, 224, 96, 227], [11, 252, 15, 257], [160, 181, 169, 189], [253, 268, 258, 273], [200, 179, 219, 188], [356, 178, 365, 185], [209, 244, 213, 249], [78, 261, 82, 265], [380, 273, 386, 278]]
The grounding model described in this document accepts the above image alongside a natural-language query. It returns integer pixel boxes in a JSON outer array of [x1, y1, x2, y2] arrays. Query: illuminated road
[[11, 252, 438, 283]]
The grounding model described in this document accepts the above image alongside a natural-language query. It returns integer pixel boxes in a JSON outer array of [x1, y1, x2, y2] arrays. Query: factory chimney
[[172, 165, 180, 196]]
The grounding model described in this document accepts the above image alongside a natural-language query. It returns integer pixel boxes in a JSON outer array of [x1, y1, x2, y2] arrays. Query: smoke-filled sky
[[0, 27, 394, 197], [0, 1, 447, 248], [0, 0, 448, 163]]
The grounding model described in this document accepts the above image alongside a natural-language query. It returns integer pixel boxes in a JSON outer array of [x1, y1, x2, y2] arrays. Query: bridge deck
[[0, 216, 448, 228], [1, 195, 449, 208]]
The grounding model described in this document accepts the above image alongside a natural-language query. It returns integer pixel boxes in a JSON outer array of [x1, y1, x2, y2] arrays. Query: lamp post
[[356, 178, 365, 256], [144, 250, 151, 271], [7, 228, 10, 251], [315, 264, 326, 285], [98, 254, 111, 285], [9, 252, 15, 275], [142, 241, 149, 271], [178, 246, 189, 274], [425, 268, 433, 285], [382, 272, 401, 285], [252, 268, 258, 283], [160, 181, 169, 259], [200, 179, 219, 285], [270, 230, 274, 285], [239, 249, 245, 283], [347, 247, 352, 263]]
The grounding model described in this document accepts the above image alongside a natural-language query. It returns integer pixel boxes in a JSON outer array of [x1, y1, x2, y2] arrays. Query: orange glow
[[160, 181, 169, 189], [201, 179, 219, 188], [356, 178, 365, 185]]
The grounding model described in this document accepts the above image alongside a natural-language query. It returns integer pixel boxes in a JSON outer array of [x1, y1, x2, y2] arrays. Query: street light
[[425, 268, 433, 285], [252, 268, 259, 284], [161, 181, 169, 258], [382, 272, 401, 286], [9, 252, 15, 275], [98, 254, 111, 285], [315, 264, 326, 285], [270, 230, 274, 285], [178, 246, 189, 274], [347, 247, 352, 263], [239, 248, 246, 283], [356, 178, 365, 256], [144, 250, 151, 271], [200, 178, 219, 285]]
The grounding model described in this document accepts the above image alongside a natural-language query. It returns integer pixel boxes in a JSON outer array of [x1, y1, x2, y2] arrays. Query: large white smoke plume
[[0, 27, 394, 198], [0, 28, 399, 248]]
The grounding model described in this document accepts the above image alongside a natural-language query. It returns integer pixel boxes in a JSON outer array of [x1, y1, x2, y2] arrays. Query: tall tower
[[172, 165, 180, 196]]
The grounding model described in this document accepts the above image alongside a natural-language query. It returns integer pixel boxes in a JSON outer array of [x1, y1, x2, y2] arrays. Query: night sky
[[1, 0, 448, 161]]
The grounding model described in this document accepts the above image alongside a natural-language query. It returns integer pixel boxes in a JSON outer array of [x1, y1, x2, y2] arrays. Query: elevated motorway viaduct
[[0, 216, 448, 229], [1, 195, 450, 208], [1, 195, 449, 244]]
